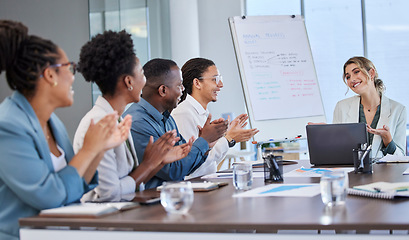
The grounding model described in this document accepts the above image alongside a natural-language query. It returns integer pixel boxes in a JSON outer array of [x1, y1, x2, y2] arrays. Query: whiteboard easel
[[229, 15, 326, 143]]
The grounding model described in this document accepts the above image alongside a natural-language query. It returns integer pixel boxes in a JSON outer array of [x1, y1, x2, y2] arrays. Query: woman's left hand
[[366, 124, 392, 146]]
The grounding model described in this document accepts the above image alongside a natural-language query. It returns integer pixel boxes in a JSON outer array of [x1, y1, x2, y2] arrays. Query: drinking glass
[[160, 181, 194, 214], [233, 163, 253, 190], [320, 171, 348, 206]]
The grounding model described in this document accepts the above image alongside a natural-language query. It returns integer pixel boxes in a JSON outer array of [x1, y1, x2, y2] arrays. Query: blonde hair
[[342, 56, 385, 95]]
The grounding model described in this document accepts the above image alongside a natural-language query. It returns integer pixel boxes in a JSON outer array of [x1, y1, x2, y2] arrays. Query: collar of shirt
[[94, 96, 115, 115], [186, 94, 209, 117], [139, 98, 164, 124], [162, 110, 171, 123]]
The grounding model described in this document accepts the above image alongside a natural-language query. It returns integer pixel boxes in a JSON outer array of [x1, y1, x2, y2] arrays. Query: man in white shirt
[[172, 58, 259, 178]]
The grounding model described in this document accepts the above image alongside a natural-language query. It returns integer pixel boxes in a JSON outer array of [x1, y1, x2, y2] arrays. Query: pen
[[217, 174, 233, 177], [359, 145, 372, 169], [395, 187, 409, 192]]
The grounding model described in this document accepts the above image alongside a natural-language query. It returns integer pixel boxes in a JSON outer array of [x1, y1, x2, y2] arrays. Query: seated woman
[[73, 30, 192, 202], [0, 20, 131, 240], [333, 56, 407, 158]]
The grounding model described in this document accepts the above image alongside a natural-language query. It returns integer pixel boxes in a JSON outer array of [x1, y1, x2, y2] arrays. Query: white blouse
[[50, 144, 67, 172]]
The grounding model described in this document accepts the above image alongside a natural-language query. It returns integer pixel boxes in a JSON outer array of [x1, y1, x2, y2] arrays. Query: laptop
[[306, 123, 368, 166]]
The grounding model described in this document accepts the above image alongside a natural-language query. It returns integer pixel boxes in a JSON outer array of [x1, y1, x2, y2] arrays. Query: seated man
[[172, 57, 259, 178], [124, 58, 228, 189]]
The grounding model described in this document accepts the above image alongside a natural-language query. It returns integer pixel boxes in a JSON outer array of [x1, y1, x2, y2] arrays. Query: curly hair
[[78, 30, 136, 96], [180, 57, 215, 102], [0, 20, 59, 97]]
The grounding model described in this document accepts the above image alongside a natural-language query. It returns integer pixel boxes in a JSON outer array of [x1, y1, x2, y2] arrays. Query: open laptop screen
[[306, 123, 368, 165]]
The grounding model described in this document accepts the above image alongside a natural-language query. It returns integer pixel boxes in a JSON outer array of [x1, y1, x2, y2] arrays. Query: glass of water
[[160, 181, 194, 214], [233, 163, 253, 190], [320, 171, 348, 206]]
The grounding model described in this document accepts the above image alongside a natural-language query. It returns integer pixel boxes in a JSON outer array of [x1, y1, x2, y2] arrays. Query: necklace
[[364, 104, 379, 112], [43, 125, 51, 141]]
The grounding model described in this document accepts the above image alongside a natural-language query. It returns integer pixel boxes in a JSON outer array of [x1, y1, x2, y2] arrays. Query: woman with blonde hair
[[333, 56, 406, 158]]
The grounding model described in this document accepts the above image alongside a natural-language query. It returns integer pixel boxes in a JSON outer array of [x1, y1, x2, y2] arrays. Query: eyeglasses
[[198, 75, 223, 85], [49, 62, 77, 75], [41, 62, 77, 77]]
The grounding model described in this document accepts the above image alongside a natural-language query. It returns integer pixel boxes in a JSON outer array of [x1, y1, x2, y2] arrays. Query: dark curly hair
[[180, 57, 215, 102], [78, 30, 136, 96], [0, 20, 59, 97]]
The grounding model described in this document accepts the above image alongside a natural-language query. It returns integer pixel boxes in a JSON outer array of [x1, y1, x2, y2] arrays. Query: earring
[[128, 86, 133, 91], [53, 82, 58, 87]]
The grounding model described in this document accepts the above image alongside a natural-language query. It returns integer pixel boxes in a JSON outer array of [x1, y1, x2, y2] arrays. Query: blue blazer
[[0, 91, 97, 240]]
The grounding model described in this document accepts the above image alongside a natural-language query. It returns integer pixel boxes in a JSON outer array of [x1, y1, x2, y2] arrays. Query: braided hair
[[180, 57, 215, 102], [0, 20, 59, 97], [78, 30, 136, 96]]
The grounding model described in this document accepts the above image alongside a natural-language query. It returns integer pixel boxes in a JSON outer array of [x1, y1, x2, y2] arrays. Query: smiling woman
[[73, 31, 190, 202], [0, 20, 131, 240], [333, 56, 407, 158]]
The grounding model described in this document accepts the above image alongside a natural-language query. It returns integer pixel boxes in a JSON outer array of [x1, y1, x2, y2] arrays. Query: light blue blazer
[[0, 91, 97, 240], [333, 95, 407, 158]]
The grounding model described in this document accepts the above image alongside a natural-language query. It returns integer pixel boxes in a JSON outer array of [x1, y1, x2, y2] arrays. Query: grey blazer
[[333, 95, 407, 158]]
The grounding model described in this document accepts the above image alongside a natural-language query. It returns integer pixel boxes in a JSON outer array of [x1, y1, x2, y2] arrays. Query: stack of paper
[[376, 154, 409, 163]]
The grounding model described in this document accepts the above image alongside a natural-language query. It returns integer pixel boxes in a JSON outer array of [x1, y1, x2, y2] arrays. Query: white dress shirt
[[73, 96, 140, 202], [333, 95, 407, 158], [172, 94, 229, 178]]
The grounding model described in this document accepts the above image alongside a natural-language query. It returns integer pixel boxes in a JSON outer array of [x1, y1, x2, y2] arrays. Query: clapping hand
[[198, 114, 229, 144], [225, 114, 259, 143], [163, 136, 194, 164], [143, 130, 181, 168], [103, 114, 132, 150], [82, 112, 122, 153]]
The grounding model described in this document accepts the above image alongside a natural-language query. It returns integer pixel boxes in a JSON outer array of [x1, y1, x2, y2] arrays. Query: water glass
[[320, 171, 348, 206], [160, 181, 194, 214], [233, 163, 253, 190]]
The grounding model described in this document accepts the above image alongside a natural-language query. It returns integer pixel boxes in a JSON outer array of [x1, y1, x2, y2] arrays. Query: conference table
[[19, 160, 409, 239]]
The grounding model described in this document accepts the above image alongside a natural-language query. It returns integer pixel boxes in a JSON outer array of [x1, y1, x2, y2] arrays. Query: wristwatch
[[225, 135, 236, 148]]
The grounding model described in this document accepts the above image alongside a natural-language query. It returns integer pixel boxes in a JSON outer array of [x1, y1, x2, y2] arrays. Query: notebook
[[157, 182, 228, 192], [347, 182, 409, 199], [39, 202, 139, 218], [306, 123, 368, 166]]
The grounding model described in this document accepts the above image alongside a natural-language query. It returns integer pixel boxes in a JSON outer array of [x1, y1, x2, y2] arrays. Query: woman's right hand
[[81, 112, 121, 154], [103, 114, 132, 151]]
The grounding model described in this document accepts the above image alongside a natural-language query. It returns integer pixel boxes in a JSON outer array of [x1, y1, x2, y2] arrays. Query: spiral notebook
[[348, 182, 409, 199]]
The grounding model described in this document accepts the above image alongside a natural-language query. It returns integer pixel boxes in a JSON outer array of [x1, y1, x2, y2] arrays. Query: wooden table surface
[[20, 160, 409, 232]]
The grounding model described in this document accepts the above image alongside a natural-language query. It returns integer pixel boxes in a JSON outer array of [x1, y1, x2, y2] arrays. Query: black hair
[[180, 57, 215, 102], [0, 20, 59, 97], [143, 58, 177, 88], [78, 30, 136, 96]]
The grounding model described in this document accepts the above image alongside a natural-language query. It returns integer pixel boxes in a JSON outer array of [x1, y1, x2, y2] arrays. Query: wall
[[168, 0, 246, 120], [0, 0, 92, 140], [0, 0, 247, 139]]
